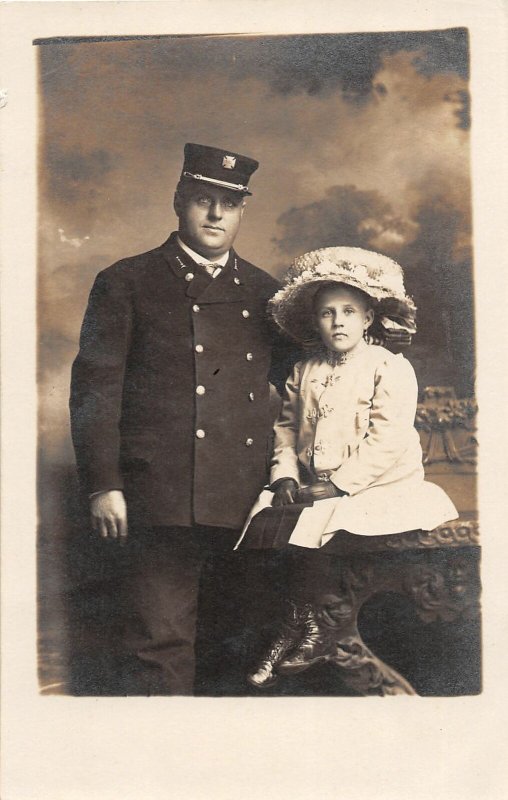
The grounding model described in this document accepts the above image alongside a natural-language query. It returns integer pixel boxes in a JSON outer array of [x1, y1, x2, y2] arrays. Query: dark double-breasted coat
[[70, 232, 290, 530]]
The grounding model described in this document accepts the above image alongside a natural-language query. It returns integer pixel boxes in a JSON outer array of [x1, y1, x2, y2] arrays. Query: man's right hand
[[271, 478, 299, 507], [90, 490, 128, 541]]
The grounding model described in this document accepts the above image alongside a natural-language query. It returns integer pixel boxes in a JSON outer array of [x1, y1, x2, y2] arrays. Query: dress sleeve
[[269, 361, 302, 485], [330, 354, 419, 495]]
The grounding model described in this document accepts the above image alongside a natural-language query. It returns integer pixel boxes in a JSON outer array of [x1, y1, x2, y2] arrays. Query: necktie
[[202, 263, 222, 278]]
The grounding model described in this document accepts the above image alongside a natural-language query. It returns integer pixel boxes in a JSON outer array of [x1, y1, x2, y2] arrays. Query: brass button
[[248, 392, 254, 401], [196, 385, 206, 396], [192, 304, 200, 313], [234, 277, 241, 285], [245, 438, 253, 447], [185, 272, 194, 282], [242, 309, 250, 318], [246, 352, 253, 361], [196, 429, 206, 439], [195, 344, 204, 353]]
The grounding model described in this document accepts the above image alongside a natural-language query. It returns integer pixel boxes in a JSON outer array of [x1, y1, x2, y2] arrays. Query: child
[[237, 246, 458, 688]]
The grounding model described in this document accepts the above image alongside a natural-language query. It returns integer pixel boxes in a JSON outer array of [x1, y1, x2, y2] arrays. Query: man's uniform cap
[[181, 143, 259, 196]]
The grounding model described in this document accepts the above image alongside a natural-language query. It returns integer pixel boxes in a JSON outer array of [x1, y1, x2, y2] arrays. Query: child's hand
[[271, 478, 299, 506], [296, 482, 346, 503]]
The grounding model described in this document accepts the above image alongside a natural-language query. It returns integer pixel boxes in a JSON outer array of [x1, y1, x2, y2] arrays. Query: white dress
[[237, 342, 458, 549]]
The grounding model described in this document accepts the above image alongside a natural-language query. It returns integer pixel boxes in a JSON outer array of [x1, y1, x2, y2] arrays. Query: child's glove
[[296, 482, 347, 503], [270, 478, 299, 506]]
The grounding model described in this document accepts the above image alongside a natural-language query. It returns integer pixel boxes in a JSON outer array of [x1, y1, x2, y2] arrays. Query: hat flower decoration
[[269, 246, 417, 349]]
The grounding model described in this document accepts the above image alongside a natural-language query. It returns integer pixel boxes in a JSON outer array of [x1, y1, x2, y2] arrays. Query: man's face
[[174, 183, 246, 259]]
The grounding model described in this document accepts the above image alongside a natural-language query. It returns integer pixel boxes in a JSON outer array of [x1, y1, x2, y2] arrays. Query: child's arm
[[330, 354, 419, 495], [269, 362, 302, 487]]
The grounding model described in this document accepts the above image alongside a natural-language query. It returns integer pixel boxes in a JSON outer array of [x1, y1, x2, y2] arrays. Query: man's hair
[[174, 179, 195, 202]]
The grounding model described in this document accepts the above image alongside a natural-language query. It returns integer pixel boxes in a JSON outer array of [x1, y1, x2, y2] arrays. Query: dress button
[[234, 277, 241, 285], [245, 438, 253, 447], [196, 385, 206, 396], [185, 272, 194, 282], [248, 392, 254, 401], [246, 352, 253, 361], [196, 429, 206, 439], [192, 304, 200, 313], [242, 309, 250, 318], [195, 344, 204, 353]]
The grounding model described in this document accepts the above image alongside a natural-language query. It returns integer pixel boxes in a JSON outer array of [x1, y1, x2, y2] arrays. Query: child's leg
[[277, 549, 343, 675], [247, 549, 340, 688], [288, 549, 338, 604]]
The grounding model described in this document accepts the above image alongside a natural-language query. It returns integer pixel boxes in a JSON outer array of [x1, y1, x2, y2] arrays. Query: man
[[70, 143, 290, 694]]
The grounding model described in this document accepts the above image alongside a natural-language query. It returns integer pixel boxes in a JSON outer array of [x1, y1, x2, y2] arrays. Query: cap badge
[[222, 154, 236, 170]]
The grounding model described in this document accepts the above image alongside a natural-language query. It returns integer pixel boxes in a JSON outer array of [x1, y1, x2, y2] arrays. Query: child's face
[[314, 285, 374, 354]]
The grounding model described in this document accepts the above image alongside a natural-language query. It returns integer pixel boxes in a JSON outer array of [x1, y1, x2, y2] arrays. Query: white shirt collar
[[177, 236, 230, 267]]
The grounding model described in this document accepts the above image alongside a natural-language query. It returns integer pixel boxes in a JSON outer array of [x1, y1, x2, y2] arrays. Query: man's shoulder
[[95, 242, 168, 285], [236, 254, 280, 296]]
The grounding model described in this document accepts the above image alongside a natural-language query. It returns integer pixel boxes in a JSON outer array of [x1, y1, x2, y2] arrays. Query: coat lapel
[[190, 251, 248, 303], [160, 235, 248, 303]]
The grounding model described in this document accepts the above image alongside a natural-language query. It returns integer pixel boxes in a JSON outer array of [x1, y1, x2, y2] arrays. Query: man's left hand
[[296, 482, 347, 503]]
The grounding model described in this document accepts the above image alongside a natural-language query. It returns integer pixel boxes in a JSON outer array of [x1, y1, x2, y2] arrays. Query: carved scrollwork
[[330, 635, 416, 695], [432, 522, 480, 546], [382, 519, 479, 551], [415, 387, 477, 465], [341, 559, 374, 592], [415, 398, 478, 431], [402, 556, 481, 623], [415, 397, 478, 432]]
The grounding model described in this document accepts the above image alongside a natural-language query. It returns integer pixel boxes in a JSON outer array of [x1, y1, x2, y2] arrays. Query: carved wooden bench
[[306, 517, 480, 695]]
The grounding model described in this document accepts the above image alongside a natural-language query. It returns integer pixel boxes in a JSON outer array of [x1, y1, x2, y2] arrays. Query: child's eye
[[343, 308, 355, 315], [321, 309, 333, 317]]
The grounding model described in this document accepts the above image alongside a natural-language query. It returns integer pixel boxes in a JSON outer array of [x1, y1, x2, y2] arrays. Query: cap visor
[[182, 173, 252, 195]]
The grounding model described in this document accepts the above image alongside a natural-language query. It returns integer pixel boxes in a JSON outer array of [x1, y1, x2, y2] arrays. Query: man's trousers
[[112, 525, 240, 695]]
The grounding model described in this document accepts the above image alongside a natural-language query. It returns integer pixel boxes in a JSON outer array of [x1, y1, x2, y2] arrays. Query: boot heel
[[277, 653, 331, 675]]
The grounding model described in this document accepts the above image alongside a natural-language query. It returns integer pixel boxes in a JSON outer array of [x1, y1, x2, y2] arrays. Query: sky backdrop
[[37, 29, 472, 464]]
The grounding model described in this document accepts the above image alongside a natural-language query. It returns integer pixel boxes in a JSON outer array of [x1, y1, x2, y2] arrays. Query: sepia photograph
[[37, 28, 479, 698], [2, 2, 507, 799]]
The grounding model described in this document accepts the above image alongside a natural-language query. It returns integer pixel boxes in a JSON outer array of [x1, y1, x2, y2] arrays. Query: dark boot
[[277, 602, 337, 675], [247, 600, 302, 688]]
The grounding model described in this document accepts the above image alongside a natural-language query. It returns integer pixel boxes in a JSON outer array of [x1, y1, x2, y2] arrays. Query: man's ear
[[173, 191, 181, 218]]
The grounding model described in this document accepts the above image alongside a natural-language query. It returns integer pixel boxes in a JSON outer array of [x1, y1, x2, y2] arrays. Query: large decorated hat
[[180, 143, 259, 195], [269, 246, 417, 347]]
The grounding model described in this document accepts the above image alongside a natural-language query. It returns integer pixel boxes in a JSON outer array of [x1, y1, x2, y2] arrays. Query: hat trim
[[270, 274, 416, 310], [182, 171, 252, 195]]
